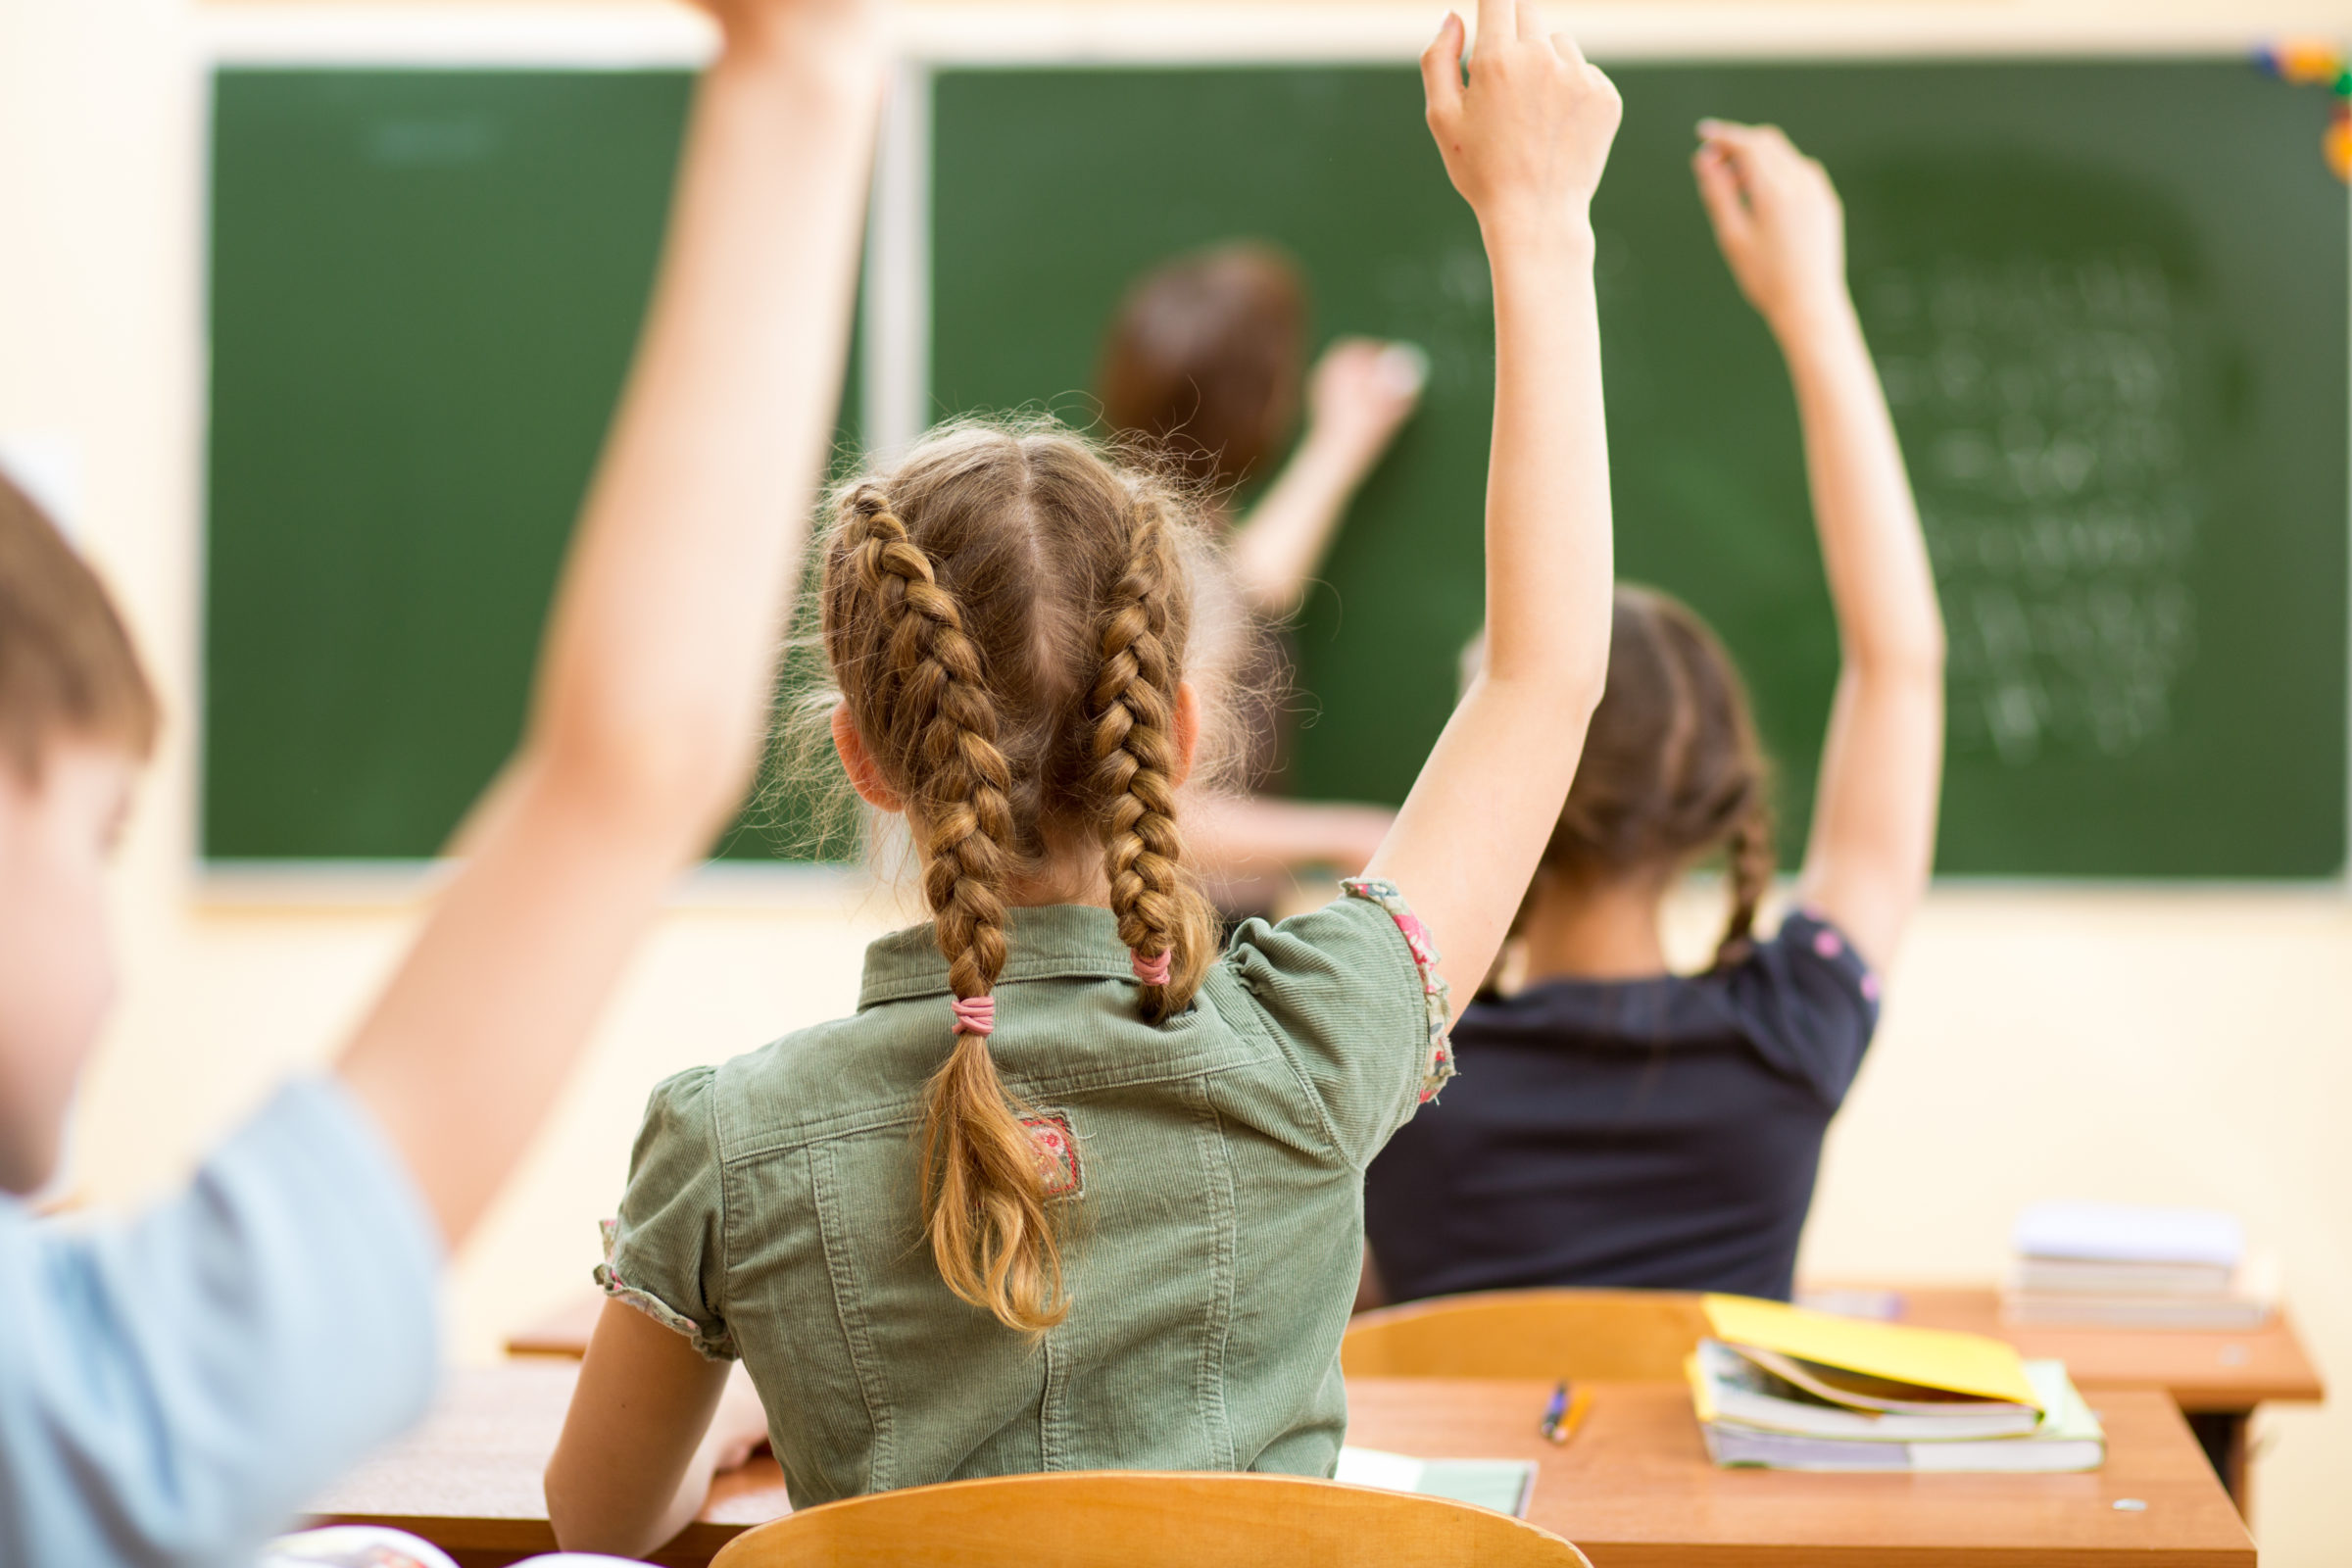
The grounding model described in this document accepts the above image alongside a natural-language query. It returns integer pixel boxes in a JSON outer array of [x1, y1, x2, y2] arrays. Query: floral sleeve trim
[[1791, 907, 1884, 1009], [594, 1217, 738, 1362], [1342, 876, 1455, 1102]]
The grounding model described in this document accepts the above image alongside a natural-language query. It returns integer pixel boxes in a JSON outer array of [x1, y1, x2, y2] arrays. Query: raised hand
[[1223, 337, 1428, 618], [1693, 121, 1850, 338], [1421, 1, 1622, 232], [1691, 124, 1944, 969], [1305, 337, 1428, 471], [1369, 2, 1619, 1014]]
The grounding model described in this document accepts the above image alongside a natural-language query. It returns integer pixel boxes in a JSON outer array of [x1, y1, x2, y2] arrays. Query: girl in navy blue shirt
[[1366, 122, 1946, 1305]]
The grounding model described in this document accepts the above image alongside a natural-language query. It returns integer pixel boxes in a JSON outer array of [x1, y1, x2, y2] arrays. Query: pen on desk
[[1540, 1380, 1590, 1446]]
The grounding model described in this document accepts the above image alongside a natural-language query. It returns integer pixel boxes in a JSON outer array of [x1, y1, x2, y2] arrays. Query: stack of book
[[2003, 1200, 2278, 1331], [1688, 1295, 2105, 1473]]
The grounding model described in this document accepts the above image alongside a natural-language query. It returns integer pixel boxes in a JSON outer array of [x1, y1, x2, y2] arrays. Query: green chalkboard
[[929, 61, 2348, 877], [205, 69, 854, 862]]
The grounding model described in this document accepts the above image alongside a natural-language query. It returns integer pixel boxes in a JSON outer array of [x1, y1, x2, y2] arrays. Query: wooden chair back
[[1343, 1289, 1710, 1382], [708, 1470, 1592, 1567]]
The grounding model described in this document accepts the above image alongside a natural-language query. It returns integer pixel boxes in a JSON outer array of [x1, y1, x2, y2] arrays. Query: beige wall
[[4, 0, 2346, 1559]]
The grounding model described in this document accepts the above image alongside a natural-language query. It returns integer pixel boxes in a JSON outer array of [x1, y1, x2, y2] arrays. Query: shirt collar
[[859, 903, 1139, 1008]]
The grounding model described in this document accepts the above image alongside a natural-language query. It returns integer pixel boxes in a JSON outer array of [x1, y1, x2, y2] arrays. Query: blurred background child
[[1098, 243, 1427, 917], [1365, 120, 1945, 1307]]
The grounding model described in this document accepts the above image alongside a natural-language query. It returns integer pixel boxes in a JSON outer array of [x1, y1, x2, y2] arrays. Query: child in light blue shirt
[[0, 0, 885, 1560], [0, 1083, 439, 1563]]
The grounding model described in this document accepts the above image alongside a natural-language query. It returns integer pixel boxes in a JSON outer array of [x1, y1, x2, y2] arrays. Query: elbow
[[524, 700, 759, 849], [1477, 623, 1611, 717], [1544, 646, 1612, 729], [1467, 656, 1606, 738], [546, 1460, 664, 1561], [1846, 620, 1946, 687], [544, 1459, 594, 1552]]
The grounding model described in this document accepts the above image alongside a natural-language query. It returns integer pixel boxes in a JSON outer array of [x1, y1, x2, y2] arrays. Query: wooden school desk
[[513, 1283, 2325, 1506], [1830, 1284, 2326, 1506], [308, 1361, 2252, 1568]]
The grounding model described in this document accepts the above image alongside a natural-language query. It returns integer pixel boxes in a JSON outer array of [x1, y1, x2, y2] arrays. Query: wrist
[[1769, 287, 1863, 355], [1298, 418, 1384, 480], [1477, 202, 1597, 263]]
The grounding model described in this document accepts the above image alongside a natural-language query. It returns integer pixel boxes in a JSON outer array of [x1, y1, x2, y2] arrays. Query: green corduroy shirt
[[597, 882, 1451, 1509]]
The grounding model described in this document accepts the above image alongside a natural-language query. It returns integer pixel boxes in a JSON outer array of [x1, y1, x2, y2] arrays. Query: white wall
[[3, 0, 2346, 1559]]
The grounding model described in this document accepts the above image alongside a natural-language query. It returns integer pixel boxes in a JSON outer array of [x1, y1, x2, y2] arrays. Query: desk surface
[[1877, 1286, 2324, 1411], [512, 1284, 2326, 1412], [311, 1361, 2253, 1568]]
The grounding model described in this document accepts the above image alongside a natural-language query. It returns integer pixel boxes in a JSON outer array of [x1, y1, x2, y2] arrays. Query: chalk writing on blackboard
[[1375, 242, 1494, 398], [1866, 249, 2198, 766]]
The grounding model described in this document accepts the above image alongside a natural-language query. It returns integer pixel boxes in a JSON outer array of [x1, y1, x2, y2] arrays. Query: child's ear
[[830, 703, 905, 812], [1171, 680, 1201, 790]]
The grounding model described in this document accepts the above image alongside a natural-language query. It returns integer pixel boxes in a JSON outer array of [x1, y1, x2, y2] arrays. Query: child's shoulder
[[1733, 908, 1882, 1009], [1221, 880, 1440, 984], [1221, 882, 1446, 1030], [1703, 907, 1883, 1104], [687, 1009, 928, 1157]]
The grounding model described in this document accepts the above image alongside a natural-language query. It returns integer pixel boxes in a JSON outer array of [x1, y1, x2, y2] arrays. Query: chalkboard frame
[[196, 12, 2352, 889]]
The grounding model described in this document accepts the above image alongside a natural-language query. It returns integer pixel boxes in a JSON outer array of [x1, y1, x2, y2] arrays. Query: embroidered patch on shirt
[[1023, 1112, 1083, 1199], [1341, 876, 1456, 1103]]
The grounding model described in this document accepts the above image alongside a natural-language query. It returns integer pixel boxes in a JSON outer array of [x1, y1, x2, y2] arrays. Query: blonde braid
[[840, 484, 1067, 1334], [1092, 491, 1215, 1020]]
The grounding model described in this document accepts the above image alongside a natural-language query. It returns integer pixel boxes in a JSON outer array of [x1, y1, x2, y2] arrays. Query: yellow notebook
[[1702, 1295, 2042, 1410]]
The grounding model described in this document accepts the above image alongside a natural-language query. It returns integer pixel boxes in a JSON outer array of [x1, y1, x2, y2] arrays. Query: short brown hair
[[1096, 243, 1306, 495], [821, 420, 1224, 1335], [1526, 585, 1774, 968], [0, 472, 159, 779]]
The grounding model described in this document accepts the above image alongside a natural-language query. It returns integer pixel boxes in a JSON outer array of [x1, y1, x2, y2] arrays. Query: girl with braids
[[1364, 121, 1947, 1307], [550, 3, 1622, 1544]]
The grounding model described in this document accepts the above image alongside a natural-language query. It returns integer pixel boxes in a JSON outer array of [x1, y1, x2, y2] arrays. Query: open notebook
[[1334, 1446, 1538, 1517]]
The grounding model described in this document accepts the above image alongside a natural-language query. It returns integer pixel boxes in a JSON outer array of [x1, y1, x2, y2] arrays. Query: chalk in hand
[[1380, 342, 1432, 396]]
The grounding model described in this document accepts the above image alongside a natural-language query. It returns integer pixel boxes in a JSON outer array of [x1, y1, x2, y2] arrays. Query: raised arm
[[1693, 122, 1944, 968], [1225, 338, 1426, 619], [335, 0, 884, 1248], [1363, 1, 1620, 1015]]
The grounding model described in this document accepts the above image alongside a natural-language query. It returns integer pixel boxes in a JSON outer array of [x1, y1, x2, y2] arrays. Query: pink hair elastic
[[951, 996, 996, 1037], [1131, 950, 1172, 987]]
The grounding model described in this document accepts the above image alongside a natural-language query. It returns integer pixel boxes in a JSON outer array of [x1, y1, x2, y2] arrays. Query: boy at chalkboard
[[0, 0, 879, 1560], [1365, 122, 1947, 1304]]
